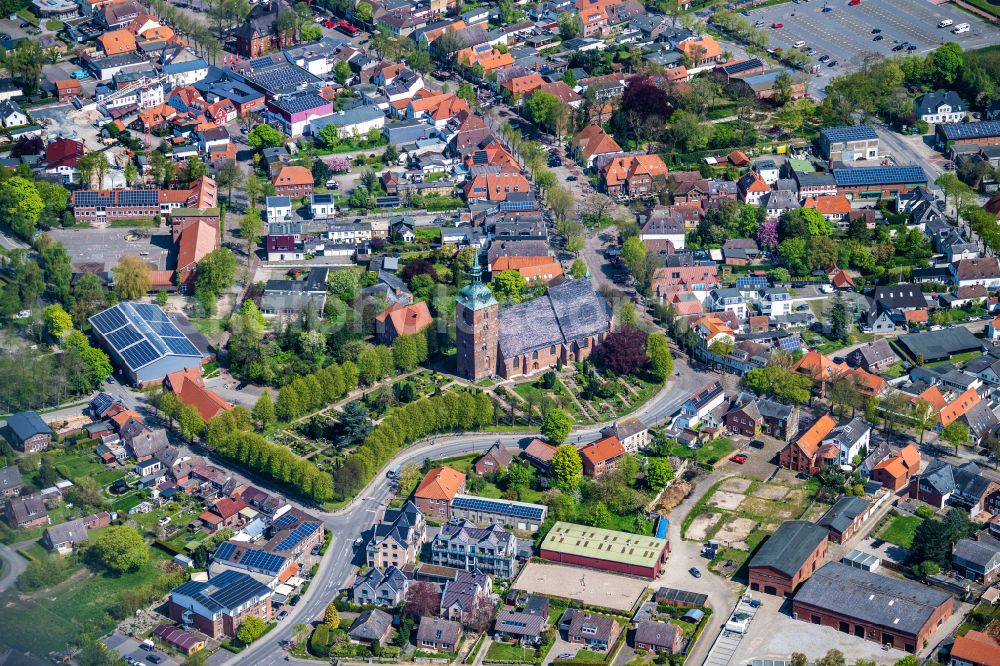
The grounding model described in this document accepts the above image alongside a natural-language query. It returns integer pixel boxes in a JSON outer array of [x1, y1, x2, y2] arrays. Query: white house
[[913, 91, 966, 125], [325, 222, 372, 244], [310, 194, 337, 219], [639, 208, 686, 251], [704, 288, 747, 320], [989, 315, 1000, 343], [265, 196, 292, 222], [163, 58, 210, 87], [753, 159, 779, 186], [675, 380, 726, 430], [759, 287, 793, 317], [821, 417, 872, 466], [0, 100, 27, 127], [953, 258, 1000, 289], [313, 107, 386, 140]]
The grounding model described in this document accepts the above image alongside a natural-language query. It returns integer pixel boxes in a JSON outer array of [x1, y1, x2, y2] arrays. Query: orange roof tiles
[[678, 34, 721, 61], [98, 29, 136, 55], [415, 466, 466, 501], [165, 367, 232, 423], [728, 150, 750, 166], [804, 195, 851, 216], [795, 413, 837, 457], [874, 444, 921, 481], [793, 350, 844, 381], [950, 631, 1000, 666], [177, 219, 220, 274], [458, 46, 514, 72], [915, 385, 947, 413], [272, 165, 313, 188], [694, 315, 734, 343], [845, 367, 886, 396], [939, 387, 980, 427], [601, 154, 668, 188], [376, 301, 433, 337], [580, 435, 625, 467], [502, 72, 545, 97], [575, 123, 622, 160], [904, 309, 928, 324]]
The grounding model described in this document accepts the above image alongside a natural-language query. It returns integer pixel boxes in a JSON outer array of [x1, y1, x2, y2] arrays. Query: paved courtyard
[[511, 562, 648, 612], [48, 227, 173, 271]]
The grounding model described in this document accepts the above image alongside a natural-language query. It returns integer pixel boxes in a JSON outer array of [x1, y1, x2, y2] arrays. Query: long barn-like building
[[539, 521, 669, 579], [89, 302, 206, 386]]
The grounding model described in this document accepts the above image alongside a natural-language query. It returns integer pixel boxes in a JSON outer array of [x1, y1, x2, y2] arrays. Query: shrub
[[310, 625, 330, 657]]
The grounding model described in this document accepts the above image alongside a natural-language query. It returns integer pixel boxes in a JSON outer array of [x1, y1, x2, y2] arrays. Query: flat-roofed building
[[539, 521, 669, 579]]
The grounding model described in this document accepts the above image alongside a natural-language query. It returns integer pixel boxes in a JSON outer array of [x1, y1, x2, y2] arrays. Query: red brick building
[[413, 466, 466, 520], [792, 562, 951, 654], [778, 414, 837, 475], [455, 258, 499, 381], [748, 520, 828, 597], [870, 444, 920, 491], [272, 165, 314, 198], [168, 570, 273, 639], [473, 442, 514, 476], [815, 496, 871, 544], [540, 521, 669, 579], [580, 436, 626, 478]]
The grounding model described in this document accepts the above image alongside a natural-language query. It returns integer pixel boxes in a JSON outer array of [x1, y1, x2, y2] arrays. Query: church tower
[[455, 254, 499, 380]]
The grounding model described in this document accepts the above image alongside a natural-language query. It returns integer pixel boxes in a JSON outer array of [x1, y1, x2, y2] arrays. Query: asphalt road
[[0, 543, 26, 593]]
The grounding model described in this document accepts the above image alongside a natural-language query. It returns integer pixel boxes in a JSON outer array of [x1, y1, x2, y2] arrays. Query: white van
[[792, 40, 806, 48], [937, 18, 953, 27], [953, 23, 970, 33]]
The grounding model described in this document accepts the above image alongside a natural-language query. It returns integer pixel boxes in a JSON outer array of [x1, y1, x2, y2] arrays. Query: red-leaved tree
[[404, 581, 440, 618], [599, 326, 648, 375]]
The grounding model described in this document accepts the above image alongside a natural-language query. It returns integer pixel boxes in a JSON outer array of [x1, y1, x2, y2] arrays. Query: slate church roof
[[498, 280, 610, 359]]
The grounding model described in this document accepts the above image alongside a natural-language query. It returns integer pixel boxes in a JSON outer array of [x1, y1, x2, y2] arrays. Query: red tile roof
[[415, 466, 465, 501]]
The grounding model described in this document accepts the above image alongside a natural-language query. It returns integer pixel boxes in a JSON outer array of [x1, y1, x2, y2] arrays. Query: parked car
[[277, 610, 289, 621], [772, 22, 783, 28], [818, 54, 831, 62], [730, 454, 748, 464], [749, 439, 765, 449], [147, 656, 163, 665], [567, 175, 577, 181], [871, 27, 881, 33], [849, 0, 861, 6], [873, 34, 883, 41], [827, 60, 838, 67], [689, 567, 702, 578]]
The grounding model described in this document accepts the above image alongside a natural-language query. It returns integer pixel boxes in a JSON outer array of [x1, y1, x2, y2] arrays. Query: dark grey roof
[[416, 617, 463, 644], [349, 609, 393, 642], [960, 400, 999, 439], [269, 91, 328, 114], [44, 518, 89, 547], [794, 562, 951, 636], [820, 125, 878, 143], [498, 279, 609, 358], [915, 91, 967, 116], [434, 519, 516, 551], [850, 339, 896, 367], [897, 327, 984, 363], [495, 610, 545, 637], [918, 460, 992, 500], [0, 464, 22, 492], [816, 496, 870, 534], [872, 285, 927, 311], [171, 570, 271, 615], [441, 570, 490, 610], [952, 535, 1000, 570], [749, 520, 828, 577], [634, 621, 681, 648], [826, 417, 871, 449], [5, 411, 52, 442]]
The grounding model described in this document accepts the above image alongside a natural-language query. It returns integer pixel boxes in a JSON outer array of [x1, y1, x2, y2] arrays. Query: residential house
[[846, 340, 898, 374], [352, 565, 410, 606], [737, 171, 769, 205], [914, 91, 966, 125], [450, 495, 547, 532], [494, 609, 546, 646], [725, 391, 798, 441], [633, 622, 683, 655], [869, 444, 921, 491], [474, 442, 514, 475], [431, 519, 517, 577], [164, 367, 231, 423], [562, 610, 621, 651], [272, 165, 314, 198], [600, 417, 648, 453], [440, 569, 493, 623], [0, 99, 27, 127], [580, 435, 626, 478], [367, 501, 426, 569], [416, 617, 463, 652], [348, 609, 394, 645], [4, 495, 49, 528], [818, 125, 879, 162], [42, 518, 89, 554], [3, 411, 53, 453], [375, 301, 433, 345], [952, 535, 1000, 583], [575, 123, 623, 167], [816, 496, 872, 543], [950, 630, 1000, 666], [704, 288, 747, 320], [0, 465, 24, 498], [779, 413, 837, 475], [953, 257, 1000, 289], [639, 207, 685, 253], [600, 154, 669, 198], [676, 380, 726, 430], [414, 466, 466, 519], [909, 460, 1000, 518]]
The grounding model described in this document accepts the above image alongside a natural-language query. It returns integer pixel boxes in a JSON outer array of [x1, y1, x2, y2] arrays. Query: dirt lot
[[511, 562, 647, 613]]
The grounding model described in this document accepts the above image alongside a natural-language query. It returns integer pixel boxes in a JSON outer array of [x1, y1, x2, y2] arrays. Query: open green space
[[878, 514, 922, 548], [0, 547, 173, 655], [695, 438, 735, 466]]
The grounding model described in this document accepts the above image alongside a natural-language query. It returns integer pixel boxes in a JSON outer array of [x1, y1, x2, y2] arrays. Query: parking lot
[[49, 227, 174, 271], [741, 0, 1000, 92]]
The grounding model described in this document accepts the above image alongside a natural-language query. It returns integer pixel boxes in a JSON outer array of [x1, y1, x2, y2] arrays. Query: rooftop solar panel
[[121, 340, 159, 369], [133, 303, 170, 322], [273, 513, 297, 528], [833, 165, 927, 187], [145, 319, 183, 337], [735, 276, 767, 290], [451, 495, 545, 520], [91, 307, 128, 334], [272, 522, 318, 552], [106, 324, 143, 351], [940, 120, 1000, 140], [163, 336, 201, 357], [215, 542, 237, 561], [778, 336, 802, 352], [820, 125, 878, 143]]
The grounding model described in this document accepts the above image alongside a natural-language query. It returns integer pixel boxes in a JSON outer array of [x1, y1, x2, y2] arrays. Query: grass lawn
[[0, 548, 172, 655], [486, 642, 537, 663], [572, 650, 610, 663], [929, 350, 982, 368], [695, 438, 735, 465], [882, 361, 906, 378], [430, 453, 543, 503], [415, 227, 440, 242], [878, 515, 922, 548]]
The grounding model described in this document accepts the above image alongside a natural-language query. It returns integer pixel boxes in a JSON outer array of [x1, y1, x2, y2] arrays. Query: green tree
[[237, 615, 266, 644], [491, 269, 527, 304], [562, 69, 577, 87], [328, 269, 358, 303], [354, 1, 373, 24], [569, 258, 587, 279], [63, 330, 113, 388], [778, 237, 809, 276], [158, 390, 182, 426], [247, 124, 285, 149], [910, 519, 951, 566], [646, 333, 674, 383], [621, 236, 648, 282], [744, 366, 812, 405], [93, 525, 148, 573], [551, 443, 583, 488], [645, 458, 674, 490], [324, 602, 340, 630], [112, 255, 152, 300], [827, 293, 851, 342], [196, 248, 238, 297], [253, 391, 276, 428], [335, 59, 352, 84], [816, 651, 845, 666], [588, 501, 612, 527], [790, 654, 808, 666], [393, 334, 419, 371], [942, 421, 970, 455], [0, 176, 43, 240], [542, 409, 573, 445], [44, 304, 73, 338], [618, 301, 639, 328], [927, 42, 964, 87], [177, 404, 205, 442], [557, 11, 582, 39], [407, 49, 432, 74]]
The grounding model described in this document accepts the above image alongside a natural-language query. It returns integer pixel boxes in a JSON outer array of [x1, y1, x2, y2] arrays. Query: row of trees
[[275, 359, 361, 422], [216, 430, 336, 501], [332, 390, 494, 498]]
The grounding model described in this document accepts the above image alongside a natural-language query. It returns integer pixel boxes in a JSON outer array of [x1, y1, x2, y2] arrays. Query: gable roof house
[[600, 154, 669, 198], [440, 569, 493, 623], [474, 442, 515, 475], [42, 517, 90, 554], [579, 436, 627, 478], [909, 460, 1000, 518], [417, 617, 464, 652], [779, 413, 837, 475], [352, 565, 410, 606], [914, 90, 966, 125], [414, 466, 466, 519], [869, 444, 921, 491], [724, 391, 799, 442], [4, 495, 49, 529], [575, 123, 622, 167], [375, 301, 433, 345]]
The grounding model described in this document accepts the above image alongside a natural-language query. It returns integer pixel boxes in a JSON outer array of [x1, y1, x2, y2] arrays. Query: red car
[[848, 0, 860, 5], [322, 20, 335, 28], [772, 22, 783, 28], [730, 454, 748, 464]]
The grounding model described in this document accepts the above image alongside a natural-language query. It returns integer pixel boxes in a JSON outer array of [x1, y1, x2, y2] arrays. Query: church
[[456, 258, 611, 380]]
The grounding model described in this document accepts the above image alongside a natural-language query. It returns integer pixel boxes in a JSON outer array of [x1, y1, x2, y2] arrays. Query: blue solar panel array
[[239, 549, 286, 574], [451, 495, 545, 521], [736, 276, 767, 290], [273, 512, 298, 528], [778, 336, 802, 352], [272, 522, 319, 552], [940, 120, 1000, 141], [88, 302, 202, 372], [833, 165, 927, 187], [820, 125, 878, 143], [215, 542, 237, 561]]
